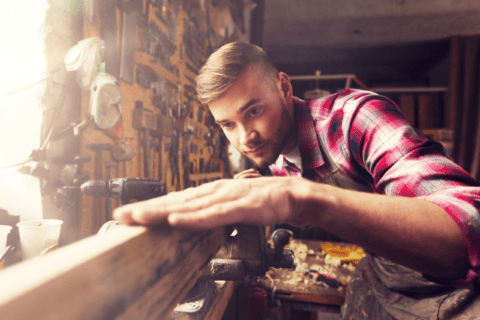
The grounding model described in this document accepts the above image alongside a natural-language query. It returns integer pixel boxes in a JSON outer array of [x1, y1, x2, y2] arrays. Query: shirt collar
[[271, 99, 325, 172]]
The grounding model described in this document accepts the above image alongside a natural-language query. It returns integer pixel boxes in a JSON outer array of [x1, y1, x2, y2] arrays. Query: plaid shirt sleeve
[[323, 90, 480, 286]]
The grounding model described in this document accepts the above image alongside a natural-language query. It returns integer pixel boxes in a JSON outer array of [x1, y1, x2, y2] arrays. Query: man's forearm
[[294, 180, 469, 279], [113, 175, 470, 280]]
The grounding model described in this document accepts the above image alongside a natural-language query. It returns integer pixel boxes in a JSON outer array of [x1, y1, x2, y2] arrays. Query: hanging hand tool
[[135, 63, 158, 89], [83, 0, 96, 25], [182, 130, 193, 189], [119, 1, 138, 84], [153, 112, 174, 183], [60, 154, 92, 186], [87, 143, 113, 180], [67, 154, 93, 187], [169, 132, 180, 190], [111, 143, 137, 162], [133, 101, 158, 178], [99, 0, 119, 80], [137, 14, 178, 76], [66, 177, 166, 205], [183, 19, 207, 70], [219, 132, 231, 177]]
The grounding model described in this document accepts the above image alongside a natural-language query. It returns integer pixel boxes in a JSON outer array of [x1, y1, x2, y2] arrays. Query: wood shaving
[[261, 240, 365, 293], [274, 240, 365, 289]]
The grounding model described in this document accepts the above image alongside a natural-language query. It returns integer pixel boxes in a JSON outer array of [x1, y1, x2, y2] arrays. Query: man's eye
[[249, 108, 260, 116], [223, 123, 233, 128]]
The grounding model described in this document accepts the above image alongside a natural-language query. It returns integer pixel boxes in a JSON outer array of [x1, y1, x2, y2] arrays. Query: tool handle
[[272, 229, 292, 261]]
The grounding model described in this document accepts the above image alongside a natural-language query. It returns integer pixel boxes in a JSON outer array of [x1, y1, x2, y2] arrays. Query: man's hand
[[234, 168, 262, 179], [113, 177, 305, 229]]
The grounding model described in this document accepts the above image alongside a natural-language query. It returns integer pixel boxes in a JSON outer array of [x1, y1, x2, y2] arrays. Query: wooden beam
[[0, 225, 227, 320], [352, 76, 369, 90], [289, 73, 358, 81], [369, 87, 449, 94]]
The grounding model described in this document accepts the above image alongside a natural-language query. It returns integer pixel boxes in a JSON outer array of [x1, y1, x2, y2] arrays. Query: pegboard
[[78, 0, 242, 237]]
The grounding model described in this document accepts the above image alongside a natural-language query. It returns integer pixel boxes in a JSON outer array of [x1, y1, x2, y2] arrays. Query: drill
[[69, 177, 166, 204]]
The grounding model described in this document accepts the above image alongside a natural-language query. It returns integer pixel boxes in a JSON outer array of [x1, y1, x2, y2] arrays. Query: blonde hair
[[196, 41, 278, 105]]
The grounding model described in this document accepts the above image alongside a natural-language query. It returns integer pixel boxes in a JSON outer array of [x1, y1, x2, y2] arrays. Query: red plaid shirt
[[269, 89, 480, 285]]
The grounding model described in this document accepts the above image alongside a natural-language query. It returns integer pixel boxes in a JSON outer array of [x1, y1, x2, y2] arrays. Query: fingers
[[115, 196, 235, 229], [113, 180, 232, 225], [113, 208, 135, 225], [114, 177, 301, 230], [234, 168, 262, 179], [113, 200, 167, 225]]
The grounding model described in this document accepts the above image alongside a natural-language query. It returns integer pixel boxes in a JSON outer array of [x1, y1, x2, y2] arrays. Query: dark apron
[[313, 139, 480, 319]]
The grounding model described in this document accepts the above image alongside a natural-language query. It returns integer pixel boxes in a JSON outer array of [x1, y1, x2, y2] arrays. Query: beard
[[244, 99, 294, 169]]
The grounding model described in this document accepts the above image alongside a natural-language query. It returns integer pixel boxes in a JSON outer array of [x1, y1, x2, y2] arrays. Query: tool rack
[[78, 0, 237, 238]]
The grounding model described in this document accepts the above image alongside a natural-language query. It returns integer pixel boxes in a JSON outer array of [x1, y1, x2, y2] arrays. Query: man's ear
[[278, 72, 292, 99]]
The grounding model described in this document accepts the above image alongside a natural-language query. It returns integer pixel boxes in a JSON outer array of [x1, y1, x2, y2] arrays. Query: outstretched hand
[[113, 177, 307, 229], [234, 168, 263, 179]]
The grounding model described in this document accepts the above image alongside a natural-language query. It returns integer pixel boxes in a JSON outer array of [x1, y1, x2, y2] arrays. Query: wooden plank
[[0, 225, 227, 320], [352, 76, 369, 90], [370, 87, 448, 93], [204, 281, 237, 320]]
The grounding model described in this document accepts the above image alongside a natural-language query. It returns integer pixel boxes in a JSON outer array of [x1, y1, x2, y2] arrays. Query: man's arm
[[296, 180, 469, 280], [113, 175, 469, 280]]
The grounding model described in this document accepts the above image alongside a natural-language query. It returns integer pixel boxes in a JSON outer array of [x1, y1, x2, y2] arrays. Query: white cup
[[0, 225, 12, 252], [17, 219, 63, 260]]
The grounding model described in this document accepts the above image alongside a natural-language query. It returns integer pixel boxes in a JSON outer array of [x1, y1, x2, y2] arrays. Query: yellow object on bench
[[321, 243, 366, 265]]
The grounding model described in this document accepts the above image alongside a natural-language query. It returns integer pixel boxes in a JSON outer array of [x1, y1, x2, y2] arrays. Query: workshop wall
[[74, 0, 249, 239], [37, 0, 252, 244]]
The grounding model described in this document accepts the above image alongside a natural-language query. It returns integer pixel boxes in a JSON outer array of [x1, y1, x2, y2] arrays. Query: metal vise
[[98, 221, 295, 319], [204, 224, 295, 281], [98, 222, 295, 280], [170, 225, 295, 319]]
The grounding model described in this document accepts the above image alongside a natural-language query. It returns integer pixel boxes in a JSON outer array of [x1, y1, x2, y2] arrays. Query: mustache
[[244, 141, 268, 151]]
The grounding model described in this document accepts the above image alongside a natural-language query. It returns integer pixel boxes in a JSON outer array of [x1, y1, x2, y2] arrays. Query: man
[[114, 41, 480, 318]]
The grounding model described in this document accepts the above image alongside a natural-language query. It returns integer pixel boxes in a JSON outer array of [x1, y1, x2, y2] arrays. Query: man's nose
[[239, 125, 259, 146]]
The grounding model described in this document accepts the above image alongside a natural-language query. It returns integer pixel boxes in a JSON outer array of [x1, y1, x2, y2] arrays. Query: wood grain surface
[[0, 225, 227, 320]]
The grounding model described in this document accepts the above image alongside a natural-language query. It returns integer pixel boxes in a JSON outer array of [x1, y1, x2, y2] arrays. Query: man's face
[[209, 66, 295, 168]]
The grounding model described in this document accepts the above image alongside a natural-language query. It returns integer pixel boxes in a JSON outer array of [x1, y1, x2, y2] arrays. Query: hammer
[[87, 143, 113, 180], [132, 101, 157, 178]]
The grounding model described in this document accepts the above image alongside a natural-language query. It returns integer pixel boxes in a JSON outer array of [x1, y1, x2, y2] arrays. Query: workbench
[[257, 239, 364, 319]]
